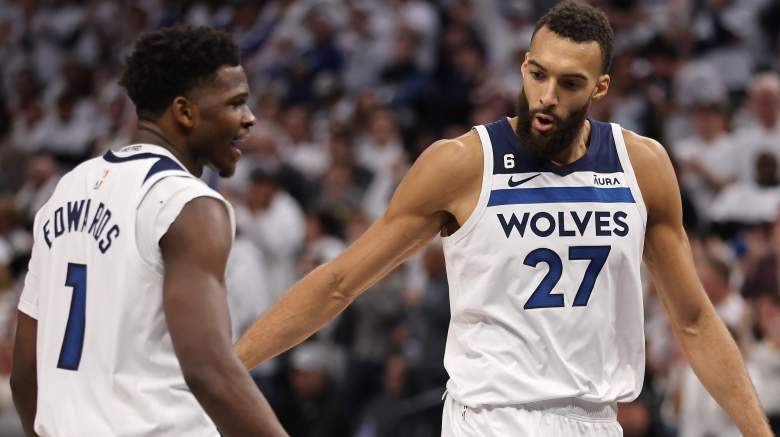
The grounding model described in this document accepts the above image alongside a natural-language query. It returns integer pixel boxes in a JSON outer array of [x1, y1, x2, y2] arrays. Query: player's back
[[442, 118, 647, 407], [21, 144, 223, 436]]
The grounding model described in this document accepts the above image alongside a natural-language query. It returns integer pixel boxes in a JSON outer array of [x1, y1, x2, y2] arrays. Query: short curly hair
[[533, 1, 614, 73], [119, 25, 240, 117]]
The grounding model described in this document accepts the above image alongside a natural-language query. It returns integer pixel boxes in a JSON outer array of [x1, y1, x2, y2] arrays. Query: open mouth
[[230, 134, 248, 160], [532, 113, 556, 133]]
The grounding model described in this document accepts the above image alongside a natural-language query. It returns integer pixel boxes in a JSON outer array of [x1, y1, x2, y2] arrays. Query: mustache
[[531, 107, 559, 121]]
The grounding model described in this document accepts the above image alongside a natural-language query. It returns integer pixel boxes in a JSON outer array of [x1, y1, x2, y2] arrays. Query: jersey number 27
[[523, 246, 610, 309]]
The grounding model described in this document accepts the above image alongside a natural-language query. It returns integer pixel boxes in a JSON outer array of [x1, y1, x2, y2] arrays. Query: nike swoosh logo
[[508, 173, 541, 187]]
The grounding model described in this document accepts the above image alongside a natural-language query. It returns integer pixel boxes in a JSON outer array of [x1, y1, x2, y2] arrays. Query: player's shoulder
[[142, 173, 220, 208], [389, 128, 483, 215], [621, 128, 670, 167], [416, 128, 483, 178], [620, 127, 677, 215]]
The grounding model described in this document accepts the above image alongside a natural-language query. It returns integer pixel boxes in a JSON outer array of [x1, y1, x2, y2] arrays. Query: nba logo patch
[[94, 169, 110, 189]]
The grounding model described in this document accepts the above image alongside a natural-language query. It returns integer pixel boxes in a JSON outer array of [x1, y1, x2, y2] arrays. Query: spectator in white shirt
[[235, 168, 305, 299], [733, 72, 780, 182], [709, 152, 780, 228], [673, 101, 740, 224]]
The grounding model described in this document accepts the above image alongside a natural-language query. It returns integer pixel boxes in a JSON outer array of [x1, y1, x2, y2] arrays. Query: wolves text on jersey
[[42, 199, 120, 253], [497, 210, 629, 238]]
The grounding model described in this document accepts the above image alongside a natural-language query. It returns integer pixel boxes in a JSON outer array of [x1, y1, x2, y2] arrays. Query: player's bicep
[[11, 311, 38, 385], [160, 197, 234, 366], [639, 139, 709, 327]]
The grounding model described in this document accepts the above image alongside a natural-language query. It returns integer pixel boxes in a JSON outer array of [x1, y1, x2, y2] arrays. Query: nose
[[242, 106, 256, 128], [539, 81, 558, 108]]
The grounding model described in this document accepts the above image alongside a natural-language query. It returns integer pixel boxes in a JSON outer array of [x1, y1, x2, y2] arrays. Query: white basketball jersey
[[18, 144, 232, 436], [442, 118, 647, 407]]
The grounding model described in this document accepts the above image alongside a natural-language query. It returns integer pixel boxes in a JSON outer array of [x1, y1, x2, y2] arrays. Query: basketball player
[[10, 26, 287, 437], [235, 3, 772, 436]]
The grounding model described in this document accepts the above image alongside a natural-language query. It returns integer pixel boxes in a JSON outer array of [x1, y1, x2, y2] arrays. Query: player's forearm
[[676, 308, 772, 436], [235, 262, 354, 369], [184, 359, 287, 437]]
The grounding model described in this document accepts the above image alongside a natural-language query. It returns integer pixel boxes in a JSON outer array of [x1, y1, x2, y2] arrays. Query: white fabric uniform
[[441, 118, 647, 435], [18, 144, 232, 437], [442, 395, 623, 436]]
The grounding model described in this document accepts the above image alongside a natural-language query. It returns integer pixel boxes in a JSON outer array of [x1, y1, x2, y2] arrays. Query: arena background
[[0, 0, 779, 435]]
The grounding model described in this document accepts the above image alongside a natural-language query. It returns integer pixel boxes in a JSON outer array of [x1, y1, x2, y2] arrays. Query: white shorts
[[441, 394, 623, 437]]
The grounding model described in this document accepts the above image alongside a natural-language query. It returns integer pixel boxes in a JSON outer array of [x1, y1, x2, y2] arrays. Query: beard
[[515, 88, 590, 160]]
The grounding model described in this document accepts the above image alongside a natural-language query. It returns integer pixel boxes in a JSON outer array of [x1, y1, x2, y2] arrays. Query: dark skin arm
[[161, 197, 287, 437], [11, 311, 39, 437]]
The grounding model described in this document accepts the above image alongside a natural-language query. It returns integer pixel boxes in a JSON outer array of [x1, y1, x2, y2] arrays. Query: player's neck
[[547, 120, 591, 166], [134, 120, 202, 176]]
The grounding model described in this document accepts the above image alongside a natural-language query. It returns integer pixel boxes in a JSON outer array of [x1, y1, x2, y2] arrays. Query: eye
[[530, 71, 545, 80], [561, 80, 582, 90]]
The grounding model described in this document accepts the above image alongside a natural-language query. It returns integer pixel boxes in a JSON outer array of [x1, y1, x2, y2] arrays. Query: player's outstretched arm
[[161, 197, 287, 437], [235, 137, 478, 369], [631, 132, 773, 436], [11, 312, 39, 437]]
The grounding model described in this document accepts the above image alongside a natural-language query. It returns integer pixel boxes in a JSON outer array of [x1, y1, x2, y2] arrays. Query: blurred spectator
[[344, 267, 407, 415], [376, 28, 429, 113], [732, 72, 780, 182], [590, 52, 652, 135], [298, 209, 346, 277], [355, 109, 405, 175], [673, 101, 740, 226], [708, 152, 780, 232], [404, 241, 449, 391], [236, 168, 305, 299], [279, 105, 329, 181], [14, 152, 59, 227], [393, 0, 438, 72], [9, 98, 46, 155], [353, 352, 422, 437], [226, 235, 272, 343], [688, 0, 757, 92], [284, 7, 344, 106], [275, 341, 351, 437], [338, 3, 393, 95], [0, 197, 19, 284], [358, 110, 409, 220], [35, 92, 101, 166], [225, 233, 280, 403], [314, 132, 371, 215]]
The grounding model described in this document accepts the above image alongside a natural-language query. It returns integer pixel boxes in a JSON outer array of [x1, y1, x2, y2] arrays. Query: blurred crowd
[[0, 0, 779, 436]]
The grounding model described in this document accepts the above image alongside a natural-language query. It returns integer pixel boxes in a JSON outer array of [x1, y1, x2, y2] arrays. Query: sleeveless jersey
[[18, 144, 233, 436], [442, 118, 647, 407]]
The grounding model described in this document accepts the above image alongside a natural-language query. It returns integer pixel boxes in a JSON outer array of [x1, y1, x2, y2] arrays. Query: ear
[[171, 96, 198, 129], [591, 74, 610, 102], [520, 52, 530, 77]]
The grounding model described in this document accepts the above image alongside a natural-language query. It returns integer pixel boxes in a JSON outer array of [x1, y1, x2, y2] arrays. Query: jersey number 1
[[523, 246, 610, 309], [58, 263, 87, 371]]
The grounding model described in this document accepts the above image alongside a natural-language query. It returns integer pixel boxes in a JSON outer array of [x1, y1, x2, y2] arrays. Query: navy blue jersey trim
[[485, 118, 624, 176], [103, 150, 186, 183], [487, 186, 635, 206]]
